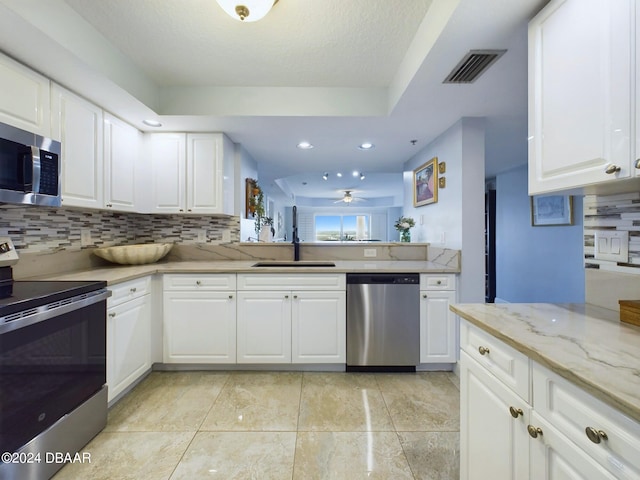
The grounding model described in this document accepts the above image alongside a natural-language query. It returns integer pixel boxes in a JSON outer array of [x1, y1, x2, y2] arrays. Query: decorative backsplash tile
[[0, 204, 240, 253], [584, 192, 640, 274]]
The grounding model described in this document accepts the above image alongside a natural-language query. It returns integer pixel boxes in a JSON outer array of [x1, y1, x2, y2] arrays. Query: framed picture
[[413, 157, 438, 207], [530, 194, 573, 226]]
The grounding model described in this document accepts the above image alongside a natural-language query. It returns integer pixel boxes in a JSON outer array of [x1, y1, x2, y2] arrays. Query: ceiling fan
[[333, 190, 367, 204]]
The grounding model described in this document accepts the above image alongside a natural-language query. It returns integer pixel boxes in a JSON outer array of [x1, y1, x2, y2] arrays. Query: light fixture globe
[[216, 0, 278, 22]]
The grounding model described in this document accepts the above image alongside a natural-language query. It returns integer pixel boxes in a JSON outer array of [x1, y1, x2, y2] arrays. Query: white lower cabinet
[[107, 277, 152, 402], [461, 320, 640, 479], [163, 274, 236, 363], [460, 350, 530, 480], [419, 274, 457, 364], [236, 274, 346, 364], [236, 291, 291, 363]]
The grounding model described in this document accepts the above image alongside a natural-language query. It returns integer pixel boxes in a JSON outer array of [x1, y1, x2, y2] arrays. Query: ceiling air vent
[[443, 49, 507, 84]]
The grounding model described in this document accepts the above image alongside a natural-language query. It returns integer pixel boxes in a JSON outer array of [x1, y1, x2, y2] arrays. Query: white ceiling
[[0, 0, 548, 205]]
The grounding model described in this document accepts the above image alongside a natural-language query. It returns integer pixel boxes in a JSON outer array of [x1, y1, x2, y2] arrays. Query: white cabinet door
[[528, 0, 634, 194], [236, 291, 292, 363], [163, 290, 236, 363], [107, 295, 151, 402], [529, 412, 618, 480], [420, 290, 456, 363], [460, 351, 530, 480], [292, 290, 346, 363], [187, 133, 223, 214], [104, 113, 139, 212], [52, 84, 104, 209], [0, 52, 50, 136], [149, 133, 186, 213]]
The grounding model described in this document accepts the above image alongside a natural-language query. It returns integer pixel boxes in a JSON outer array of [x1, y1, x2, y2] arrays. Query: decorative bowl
[[93, 243, 173, 265]]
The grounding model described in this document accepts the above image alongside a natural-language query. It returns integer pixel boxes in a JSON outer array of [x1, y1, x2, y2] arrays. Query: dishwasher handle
[[346, 273, 419, 285]]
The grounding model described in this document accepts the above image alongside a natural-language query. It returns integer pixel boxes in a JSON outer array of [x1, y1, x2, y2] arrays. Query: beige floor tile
[[447, 372, 460, 390], [105, 371, 230, 432], [399, 431, 460, 480], [298, 373, 395, 432], [200, 372, 302, 431], [376, 372, 460, 431], [53, 431, 194, 480], [293, 431, 414, 480], [169, 431, 296, 480]]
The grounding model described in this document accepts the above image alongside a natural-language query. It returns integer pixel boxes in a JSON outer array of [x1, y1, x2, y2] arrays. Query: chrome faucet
[[292, 205, 300, 261]]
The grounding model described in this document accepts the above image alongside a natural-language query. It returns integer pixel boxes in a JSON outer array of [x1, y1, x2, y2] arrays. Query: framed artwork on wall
[[413, 157, 438, 207], [530, 194, 573, 226]]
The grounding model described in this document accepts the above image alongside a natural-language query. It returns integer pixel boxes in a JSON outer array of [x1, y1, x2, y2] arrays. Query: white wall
[[236, 144, 258, 241], [403, 117, 485, 302]]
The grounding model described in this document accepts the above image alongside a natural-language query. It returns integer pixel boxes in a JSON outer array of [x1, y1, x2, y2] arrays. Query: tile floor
[[54, 371, 460, 480]]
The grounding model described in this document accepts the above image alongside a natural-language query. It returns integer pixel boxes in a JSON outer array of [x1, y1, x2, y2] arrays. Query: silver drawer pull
[[130, 287, 137, 293], [436, 280, 442, 285], [228, 295, 233, 299], [604, 164, 621, 174], [196, 280, 201, 286], [585, 427, 608, 444], [478, 346, 490, 355], [108, 312, 116, 318]]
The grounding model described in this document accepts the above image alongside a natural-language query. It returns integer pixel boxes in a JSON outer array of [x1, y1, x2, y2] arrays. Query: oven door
[[0, 290, 109, 454]]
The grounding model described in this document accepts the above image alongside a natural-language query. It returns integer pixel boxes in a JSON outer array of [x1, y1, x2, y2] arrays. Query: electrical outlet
[[197, 229, 207, 243], [364, 248, 377, 257], [222, 229, 231, 243], [80, 229, 92, 247]]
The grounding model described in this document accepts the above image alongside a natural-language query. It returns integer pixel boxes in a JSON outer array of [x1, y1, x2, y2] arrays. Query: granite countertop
[[34, 260, 459, 285], [450, 302, 640, 423]]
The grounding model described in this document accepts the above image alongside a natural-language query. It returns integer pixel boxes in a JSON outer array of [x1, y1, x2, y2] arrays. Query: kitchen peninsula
[[452, 302, 640, 479]]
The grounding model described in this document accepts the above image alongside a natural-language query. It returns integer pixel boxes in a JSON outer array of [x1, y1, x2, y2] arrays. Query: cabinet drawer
[[461, 320, 530, 402], [420, 274, 456, 290], [163, 274, 236, 291], [108, 276, 151, 308], [237, 273, 345, 291], [533, 362, 640, 479]]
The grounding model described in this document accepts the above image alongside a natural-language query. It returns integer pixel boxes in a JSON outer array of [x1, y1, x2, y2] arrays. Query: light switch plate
[[594, 230, 629, 262], [197, 229, 207, 243], [222, 230, 231, 243], [80, 229, 92, 247]]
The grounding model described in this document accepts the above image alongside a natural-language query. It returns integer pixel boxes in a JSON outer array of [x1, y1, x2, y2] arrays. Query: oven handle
[[0, 288, 111, 335]]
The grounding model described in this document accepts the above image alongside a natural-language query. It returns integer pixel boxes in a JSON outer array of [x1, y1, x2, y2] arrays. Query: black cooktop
[[0, 281, 107, 318]]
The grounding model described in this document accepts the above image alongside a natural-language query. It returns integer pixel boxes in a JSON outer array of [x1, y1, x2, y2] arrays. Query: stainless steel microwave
[[0, 122, 61, 207]]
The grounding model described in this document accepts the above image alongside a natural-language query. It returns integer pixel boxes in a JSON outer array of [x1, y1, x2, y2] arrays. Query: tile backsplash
[[0, 204, 240, 253], [584, 192, 640, 274]]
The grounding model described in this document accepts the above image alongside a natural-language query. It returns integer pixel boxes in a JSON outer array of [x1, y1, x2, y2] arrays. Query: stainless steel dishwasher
[[346, 273, 420, 371]]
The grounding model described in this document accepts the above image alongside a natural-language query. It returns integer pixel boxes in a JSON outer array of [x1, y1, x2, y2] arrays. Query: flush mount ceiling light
[[216, 0, 279, 22], [336, 172, 342, 177], [143, 119, 162, 127], [358, 142, 374, 150], [322, 173, 328, 180], [297, 141, 314, 149], [360, 173, 365, 180]]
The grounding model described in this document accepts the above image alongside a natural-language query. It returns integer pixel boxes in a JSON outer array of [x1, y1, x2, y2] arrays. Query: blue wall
[[495, 165, 585, 303]]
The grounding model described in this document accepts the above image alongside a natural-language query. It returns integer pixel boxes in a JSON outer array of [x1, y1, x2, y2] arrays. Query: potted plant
[[395, 215, 415, 242]]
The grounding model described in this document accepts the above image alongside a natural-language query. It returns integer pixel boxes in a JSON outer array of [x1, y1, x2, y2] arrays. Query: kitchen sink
[[251, 261, 336, 267]]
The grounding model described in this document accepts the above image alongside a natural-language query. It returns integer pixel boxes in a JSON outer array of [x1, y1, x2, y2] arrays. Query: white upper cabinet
[[148, 132, 233, 214], [103, 113, 140, 212], [528, 0, 635, 194], [0, 52, 51, 136], [52, 84, 104, 209]]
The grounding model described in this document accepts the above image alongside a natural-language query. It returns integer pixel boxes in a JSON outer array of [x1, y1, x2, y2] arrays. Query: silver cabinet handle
[[108, 312, 116, 318], [422, 294, 427, 298], [284, 295, 289, 299], [293, 295, 298, 299], [130, 287, 137, 293], [635, 159, 640, 169], [228, 294, 233, 299], [196, 280, 201, 286], [605, 164, 621, 174], [436, 280, 442, 285]]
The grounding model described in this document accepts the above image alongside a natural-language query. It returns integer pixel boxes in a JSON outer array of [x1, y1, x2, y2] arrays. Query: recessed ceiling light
[[360, 173, 365, 180], [336, 172, 342, 177], [143, 119, 162, 127], [322, 173, 328, 180], [358, 142, 374, 150], [352, 171, 359, 177], [297, 141, 314, 149]]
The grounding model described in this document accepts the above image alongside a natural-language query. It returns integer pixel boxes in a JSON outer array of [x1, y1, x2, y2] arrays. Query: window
[[315, 215, 370, 242]]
